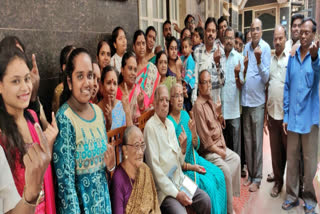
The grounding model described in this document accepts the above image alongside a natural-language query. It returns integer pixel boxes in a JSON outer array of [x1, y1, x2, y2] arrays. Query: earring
[[125, 155, 128, 159]]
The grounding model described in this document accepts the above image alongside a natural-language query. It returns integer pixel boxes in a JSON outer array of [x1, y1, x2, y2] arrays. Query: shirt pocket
[[207, 120, 221, 141], [280, 65, 287, 83], [305, 70, 315, 88]]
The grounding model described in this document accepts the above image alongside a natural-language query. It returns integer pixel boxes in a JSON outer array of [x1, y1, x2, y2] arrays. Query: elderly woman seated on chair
[[110, 126, 160, 214]]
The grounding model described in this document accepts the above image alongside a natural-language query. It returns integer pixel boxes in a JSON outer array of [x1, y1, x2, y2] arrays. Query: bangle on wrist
[[22, 186, 43, 207], [107, 165, 116, 173]]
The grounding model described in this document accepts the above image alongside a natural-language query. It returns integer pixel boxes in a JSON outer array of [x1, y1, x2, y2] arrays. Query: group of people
[[0, 11, 319, 214]]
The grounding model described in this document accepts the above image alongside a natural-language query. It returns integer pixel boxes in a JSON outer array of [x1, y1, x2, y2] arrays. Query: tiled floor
[[238, 133, 319, 214]]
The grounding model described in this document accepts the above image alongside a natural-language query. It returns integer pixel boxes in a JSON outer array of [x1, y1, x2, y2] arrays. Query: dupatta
[[27, 110, 56, 214]]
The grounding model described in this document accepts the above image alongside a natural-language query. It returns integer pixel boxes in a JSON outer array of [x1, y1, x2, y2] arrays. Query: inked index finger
[[181, 125, 185, 133], [34, 123, 49, 154], [189, 111, 194, 120], [124, 82, 128, 94]]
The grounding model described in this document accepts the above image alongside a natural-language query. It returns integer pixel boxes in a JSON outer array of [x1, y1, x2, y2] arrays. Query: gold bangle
[[22, 186, 43, 207]]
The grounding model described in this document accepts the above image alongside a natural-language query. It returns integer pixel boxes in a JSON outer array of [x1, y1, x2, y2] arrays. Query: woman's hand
[[104, 99, 112, 130], [191, 164, 206, 174], [104, 143, 116, 171], [188, 111, 197, 138], [23, 123, 52, 202], [137, 89, 145, 111], [43, 112, 58, 152], [30, 54, 40, 102], [121, 83, 130, 114], [178, 126, 187, 154]]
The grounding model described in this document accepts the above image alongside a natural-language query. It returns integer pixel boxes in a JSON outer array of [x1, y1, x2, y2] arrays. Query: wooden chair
[[138, 109, 155, 132], [107, 126, 126, 167]]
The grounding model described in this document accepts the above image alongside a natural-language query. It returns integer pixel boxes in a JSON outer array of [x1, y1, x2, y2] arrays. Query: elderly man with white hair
[[144, 85, 211, 214]]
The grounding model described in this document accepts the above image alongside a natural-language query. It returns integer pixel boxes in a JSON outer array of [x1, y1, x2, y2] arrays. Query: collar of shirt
[[153, 112, 169, 129], [295, 45, 311, 63], [224, 48, 236, 58], [272, 49, 288, 61], [249, 38, 263, 50], [196, 95, 211, 105]]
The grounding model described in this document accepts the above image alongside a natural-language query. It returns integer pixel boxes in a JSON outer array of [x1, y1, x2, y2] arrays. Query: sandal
[[304, 204, 315, 214], [270, 183, 282, 198], [281, 200, 299, 210]]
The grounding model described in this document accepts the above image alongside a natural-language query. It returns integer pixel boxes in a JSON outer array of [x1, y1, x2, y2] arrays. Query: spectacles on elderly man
[[172, 93, 184, 99], [126, 143, 146, 152]]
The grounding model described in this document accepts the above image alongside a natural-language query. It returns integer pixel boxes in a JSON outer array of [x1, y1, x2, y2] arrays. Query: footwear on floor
[[266, 173, 275, 182], [270, 182, 282, 198], [304, 203, 316, 214], [281, 200, 299, 210], [249, 183, 260, 192]]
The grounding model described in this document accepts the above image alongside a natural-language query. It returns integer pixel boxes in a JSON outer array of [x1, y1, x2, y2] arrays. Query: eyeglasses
[[187, 20, 195, 25], [199, 80, 212, 85], [126, 143, 146, 152], [172, 93, 184, 99], [250, 27, 261, 32], [224, 36, 234, 41]]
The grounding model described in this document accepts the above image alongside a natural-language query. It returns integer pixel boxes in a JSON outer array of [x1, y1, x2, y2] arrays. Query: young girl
[[111, 27, 127, 74], [166, 36, 182, 82], [53, 48, 115, 214], [0, 47, 57, 214], [97, 40, 111, 71]]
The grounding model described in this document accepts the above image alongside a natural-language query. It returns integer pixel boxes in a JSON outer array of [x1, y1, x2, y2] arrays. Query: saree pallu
[[136, 62, 160, 104], [125, 163, 161, 214]]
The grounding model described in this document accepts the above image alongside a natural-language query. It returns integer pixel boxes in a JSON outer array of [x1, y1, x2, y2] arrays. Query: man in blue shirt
[[282, 18, 319, 214], [241, 18, 271, 192]]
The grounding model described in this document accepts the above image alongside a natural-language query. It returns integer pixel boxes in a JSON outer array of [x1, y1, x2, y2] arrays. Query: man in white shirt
[[144, 85, 211, 214], [264, 25, 289, 198], [285, 14, 304, 52]]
